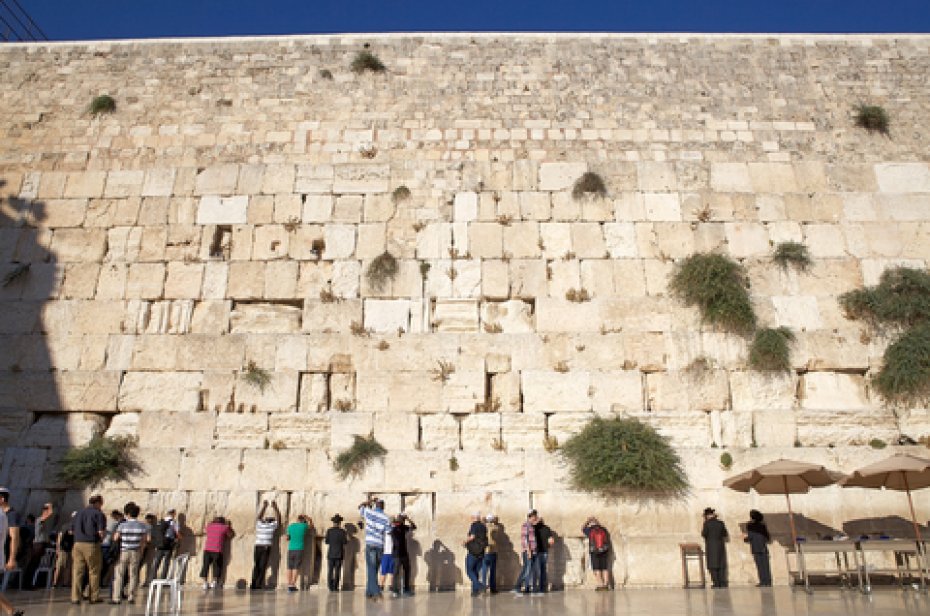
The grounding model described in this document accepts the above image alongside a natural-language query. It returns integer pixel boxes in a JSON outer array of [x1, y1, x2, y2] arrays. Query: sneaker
[[391, 591, 400, 598], [512, 590, 525, 596], [202, 582, 209, 590]]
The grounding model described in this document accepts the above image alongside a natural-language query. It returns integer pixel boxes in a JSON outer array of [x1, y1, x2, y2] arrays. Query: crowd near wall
[[1, 33, 929, 588]]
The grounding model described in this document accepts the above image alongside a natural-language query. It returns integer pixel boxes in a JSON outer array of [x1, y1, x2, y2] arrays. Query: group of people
[[701, 508, 772, 589]]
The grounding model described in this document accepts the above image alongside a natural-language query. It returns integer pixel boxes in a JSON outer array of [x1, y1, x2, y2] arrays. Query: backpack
[[589, 526, 609, 554], [467, 525, 488, 557], [155, 519, 176, 550]]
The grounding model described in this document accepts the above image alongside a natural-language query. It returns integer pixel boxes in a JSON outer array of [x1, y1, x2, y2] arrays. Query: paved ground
[[4, 586, 930, 616]]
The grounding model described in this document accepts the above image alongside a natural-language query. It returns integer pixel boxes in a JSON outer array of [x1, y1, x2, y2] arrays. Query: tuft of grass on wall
[[334, 434, 387, 479], [242, 361, 272, 393], [871, 323, 930, 406], [571, 172, 607, 200], [839, 267, 930, 331], [771, 241, 812, 273], [855, 104, 890, 135], [89, 94, 116, 116], [58, 436, 140, 488], [366, 251, 399, 291], [560, 417, 688, 497], [392, 186, 411, 204], [351, 51, 386, 74], [670, 253, 756, 335], [749, 327, 796, 372]]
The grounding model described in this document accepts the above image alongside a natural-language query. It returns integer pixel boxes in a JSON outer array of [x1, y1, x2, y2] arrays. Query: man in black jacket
[[389, 514, 416, 597], [701, 508, 729, 588], [324, 514, 347, 592]]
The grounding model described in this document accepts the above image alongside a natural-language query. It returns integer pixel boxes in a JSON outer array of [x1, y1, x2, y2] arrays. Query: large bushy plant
[[58, 436, 140, 488], [333, 434, 387, 480], [670, 253, 756, 335], [560, 417, 688, 497]]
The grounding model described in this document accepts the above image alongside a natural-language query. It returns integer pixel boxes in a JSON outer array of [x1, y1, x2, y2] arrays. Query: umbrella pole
[[903, 473, 923, 544], [784, 476, 798, 545]]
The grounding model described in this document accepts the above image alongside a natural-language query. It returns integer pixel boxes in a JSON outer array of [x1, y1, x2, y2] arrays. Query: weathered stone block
[[539, 162, 587, 191], [196, 195, 249, 225], [874, 163, 930, 193], [119, 372, 203, 412], [800, 372, 870, 411], [215, 413, 269, 448], [364, 299, 410, 333], [522, 371, 591, 412]]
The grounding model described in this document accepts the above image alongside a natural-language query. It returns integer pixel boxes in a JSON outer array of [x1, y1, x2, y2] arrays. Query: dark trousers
[[709, 565, 728, 588], [25, 541, 50, 588], [200, 551, 223, 581], [465, 553, 484, 594], [152, 548, 173, 580], [480, 552, 497, 592], [538, 551, 549, 592], [752, 552, 772, 586], [251, 545, 272, 589], [327, 557, 342, 591], [394, 554, 412, 593], [514, 552, 539, 592]]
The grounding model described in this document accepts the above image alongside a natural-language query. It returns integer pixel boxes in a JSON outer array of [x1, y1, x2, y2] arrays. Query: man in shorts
[[285, 515, 311, 592], [582, 517, 611, 590]]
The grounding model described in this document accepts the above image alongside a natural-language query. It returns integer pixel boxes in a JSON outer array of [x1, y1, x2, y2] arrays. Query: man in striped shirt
[[250, 500, 281, 590], [358, 497, 389, 600], [110, 502, 148, 604]]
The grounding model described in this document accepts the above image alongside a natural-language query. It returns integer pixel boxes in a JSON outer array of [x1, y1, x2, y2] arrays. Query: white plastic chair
[[32, 548, 57, 589], [0, 564, 23, 592], [145, 553, 189, 614]]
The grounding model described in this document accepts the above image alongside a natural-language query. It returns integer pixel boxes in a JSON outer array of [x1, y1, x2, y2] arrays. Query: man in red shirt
[[200, 516, 235, 590]]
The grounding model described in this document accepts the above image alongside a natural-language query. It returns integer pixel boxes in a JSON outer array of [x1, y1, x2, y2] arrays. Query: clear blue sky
[[7, 0, 930, 41]]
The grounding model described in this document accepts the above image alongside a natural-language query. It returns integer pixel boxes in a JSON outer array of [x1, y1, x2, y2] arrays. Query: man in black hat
[[701, 507, 729, 588], [324, 514, 348, 592]]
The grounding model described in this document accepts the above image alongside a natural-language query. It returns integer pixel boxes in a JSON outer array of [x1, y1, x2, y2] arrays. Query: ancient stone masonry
[[1, 33, 929, 588]]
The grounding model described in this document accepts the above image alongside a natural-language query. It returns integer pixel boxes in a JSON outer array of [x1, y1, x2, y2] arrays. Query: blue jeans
[[465, 553, 484, 594], [514, 552, 538, 592], [480, 552, 497, 592], [364, 545, 383, 597], [537, 552, 548, 592]]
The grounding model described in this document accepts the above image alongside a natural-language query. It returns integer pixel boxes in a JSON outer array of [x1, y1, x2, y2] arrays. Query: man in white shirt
[[250, 500, 281, 590]]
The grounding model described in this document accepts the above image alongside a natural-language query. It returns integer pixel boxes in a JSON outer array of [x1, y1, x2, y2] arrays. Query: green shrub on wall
[[771, 241, 812, 273], [670, 253, 756, 335], [58, 436, 140, 488], [749, 327, 796, 372], [560, 417, 688, 497], [89, 94, 116, 116], [334, 434, 386, 480], [840, 267, 930, 406], [855, 104, 890, 135]]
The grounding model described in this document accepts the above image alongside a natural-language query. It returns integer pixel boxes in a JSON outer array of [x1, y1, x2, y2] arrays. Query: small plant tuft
[[684, 356, 714, 381], [571, 172, 607, 200], [543, 435, 559, 453], [483, 322, 503, 334], [242, 361, 272, 392], [319, 69, 333, 80], [333, 434, 387, 479], [749, 327, 796, 372], [491, 438, 505, 451], [58, 436, 140, 488], [869, 438, 887, 450], [432, 360, 455, 383], [871, 323, 930, 406], [449, 456, 459, 471], [772, 241, 812, 273], [351, 51, 386, 74], [670, 253, 756, 335], [89, 94, 116, 116], [855, 104, 890, 135], [392, 186, 411, 203], [419, 261, 431, 279], [553, 361, 570, 373], [839, 267, 930, 331], [565, 288, 591, 303], [350, 321, 372, 337], [271, 440, 286, 451], [283, 216, 300, 232], [719, 452, 733, 469], [333, 399, 353, 412], [366, 251, 399, 292], [560, 417, 688, 497]]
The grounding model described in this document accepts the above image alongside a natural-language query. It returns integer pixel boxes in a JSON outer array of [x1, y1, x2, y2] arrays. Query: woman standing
[[744, 510, 772, 587]]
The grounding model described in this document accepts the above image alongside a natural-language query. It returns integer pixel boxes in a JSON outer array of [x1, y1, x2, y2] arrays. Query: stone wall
[[1, 33, 930, 589]]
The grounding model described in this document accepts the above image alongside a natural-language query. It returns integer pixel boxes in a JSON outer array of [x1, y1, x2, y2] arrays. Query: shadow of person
[[342, 523, 359, 590], [423, 539, 459, 591], [176, 513, 197, 557], [407, 533, 422, 588], [495, 523, 519, 588], [548, 531, 567, 591]]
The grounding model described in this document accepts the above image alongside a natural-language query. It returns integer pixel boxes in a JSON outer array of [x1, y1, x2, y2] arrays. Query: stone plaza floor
[[5, 586, 930, 616]]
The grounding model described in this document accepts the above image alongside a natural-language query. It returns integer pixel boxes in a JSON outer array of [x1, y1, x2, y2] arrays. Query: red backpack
[[589, 526, 609, 554]]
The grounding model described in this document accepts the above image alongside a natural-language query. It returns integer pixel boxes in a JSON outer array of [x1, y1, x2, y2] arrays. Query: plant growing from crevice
[[58, 436, 140, 488], [869, 438, 887, 450], [319, 69, 333, 80], [771, 241, 812, 273], [571, 172, 607, 200], [431, 360, 455, 383], [684, 356, 714, 381], [89, 94, 116, 116], [351, 51, 386, 74], [419, 261, 431, 279], [366, 251, 399, 291], [449, 456, 459, 471], [333, 434, 386, 480], [565, 288, 591, 303], [840, 267, 930, 406], [242, 361, 272, 393], [855, 104, 889, 135], [543, 435, 559, 453], [2, 263, 30, 287], [719, 452, 733, 469], [749, 327, 796, 372], [392, 186, 411, 204], [560, 417, 688, 498], [670, 253, 756, 335]]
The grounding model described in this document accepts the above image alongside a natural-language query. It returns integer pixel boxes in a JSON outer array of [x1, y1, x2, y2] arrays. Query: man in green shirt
[[285, 515, 312, 592]]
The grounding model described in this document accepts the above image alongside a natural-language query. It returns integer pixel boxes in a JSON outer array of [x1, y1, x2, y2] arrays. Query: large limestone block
[[364, 299, 410, 334], [632, 411, 711, 447], [643, 193, 681, 221], [215, 413, 269, 448], [20, 412, 107, 447], [50, 228, 107, 263], [724, 222, 768, 257], [453, 192, 478, 221], [119, 372, 203, 412], [196, 195, 248, 225], [263, 261, 298, 298], [0, 448, 48, 489], [194, 164, 239, 195], [638, 162, 677, 191], [602, 297, 672, 332], [451, 450, 525, 491], [796, 409, 899, 446], [570, 223, 607, 258], [104, 170, 144, 198], [330, 411, 374, 450], [590, 371, 643, 413], [333, 164, 390, 194], [234, 370, 298, 413], [749, 163, 798, 193], [647, 370, 728, 412], [710, 163, 752, 193], [142, 169, 177, 197], [799, 372, 870, 411], [539, 162, 587, 191], [874, 163, 930, 193], [433, 299, 478, 332], [547, 412, 595, 444], [137, 411, 215, 449], [56, 371, 121, 412], [729, 372, 796, 411], [302, 300, 362, 333], [503, 221, 540, 258], [460, 413, 502, 451], [480, 300, 534, 333], [163, 262, 204, 299], [178, 449, 242, 490], [509, 260, 547, 299], [522, 371, 592, 412], [268, 414, 330, 449], [469, 223, 503, 258], [419, 414, 460, 450], [441, 370, 485, 413], [770, 295, 822, 331], [64, 171, 107, 199], [323, 224, 356, 259], [372, 412, 419, 450], [230, 303, 302, 334], [535, 298, 600, 333]]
